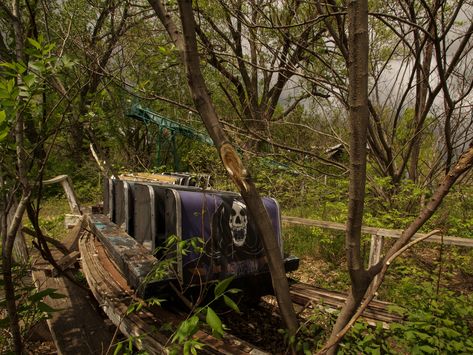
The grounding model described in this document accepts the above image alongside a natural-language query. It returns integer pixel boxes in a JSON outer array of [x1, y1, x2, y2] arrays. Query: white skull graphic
[[229, 200, 248, 247]]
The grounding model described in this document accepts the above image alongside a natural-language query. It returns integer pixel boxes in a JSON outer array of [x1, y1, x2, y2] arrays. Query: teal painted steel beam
[[127, 105, 214, 146]]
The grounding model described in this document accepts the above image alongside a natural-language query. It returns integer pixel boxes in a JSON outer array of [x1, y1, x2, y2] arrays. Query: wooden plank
[[64, 213, 81, 229], [79, 231, 269, 355], [31, 249, 114, 355], [43, 175, 81, 215], [79, 231, 167, 353], [289, 283, 403, 325], [120, 172, 178, 184], [368, 235, 384, 296], [45, 251, 80, 277], [368, 235, 383, 268], [60, 176, 81, 215], [61, 216, 84, 252], [87, 213, 160, 296], [282, 216, 473, 248]]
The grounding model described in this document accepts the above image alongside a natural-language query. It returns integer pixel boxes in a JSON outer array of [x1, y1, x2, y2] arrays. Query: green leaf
[[113, 341, 123, 355], [37, 301, 58, 314], [387, 304, 406, 316], [28, 288, 65, 302], [214, 276, 234, 298], [147, 297, 165, 307], [223, 295, 240, 314], [0, 125, 8, 141], [23, 74, 36, 87], [206, 307, 224, 338], [126, 302, 137, 315], [28, 38, 42, 50], [416, 345, 436, 354], [177, 240, 187, 255], [48, 292, 66, 299], [0, 62, 17, 71], [172, 315, 199, 344], [128, 337, 133, 351], [183, 341, 191, 355]]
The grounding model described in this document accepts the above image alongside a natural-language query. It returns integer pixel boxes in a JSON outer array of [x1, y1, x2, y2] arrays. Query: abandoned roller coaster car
[[90, 172, 299, 298]]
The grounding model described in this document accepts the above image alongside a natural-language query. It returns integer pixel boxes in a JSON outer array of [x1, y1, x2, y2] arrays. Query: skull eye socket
[[231, 209, 236, 216], [240, 209, 246, 216]]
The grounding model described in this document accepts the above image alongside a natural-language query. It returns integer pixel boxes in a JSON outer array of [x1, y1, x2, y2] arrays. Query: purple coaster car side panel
[[173, 190, 282, 284]]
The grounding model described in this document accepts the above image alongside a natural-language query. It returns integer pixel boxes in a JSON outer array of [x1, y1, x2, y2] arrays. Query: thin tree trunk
[[327, 0, 370, 352], [2, 191, 31, 354], [3, 2, 29, 352], [148, 0, 299, 334], [7, 200, 29, 263]]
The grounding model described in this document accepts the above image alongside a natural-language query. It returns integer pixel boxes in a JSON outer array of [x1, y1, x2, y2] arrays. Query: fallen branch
[[22, 226, 69, 255]]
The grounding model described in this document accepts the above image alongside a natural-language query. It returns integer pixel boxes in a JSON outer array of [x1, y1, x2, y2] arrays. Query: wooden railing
[[282, 215, 473, 273], [282, 216, 473, 247]]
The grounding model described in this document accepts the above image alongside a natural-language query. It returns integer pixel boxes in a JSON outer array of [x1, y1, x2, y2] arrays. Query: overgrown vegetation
[[278, 172, 473, 354], [0, 263, 65, 353], [1, 0, 473, 353]]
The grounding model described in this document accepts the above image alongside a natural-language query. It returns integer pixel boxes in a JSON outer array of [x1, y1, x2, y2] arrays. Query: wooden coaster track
[[31, 174, 472, 353], [79, 229, 271, 354], [76, 215, 403, 354]]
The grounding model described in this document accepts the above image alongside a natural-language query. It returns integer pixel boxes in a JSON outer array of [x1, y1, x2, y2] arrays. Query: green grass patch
[[37, 198, 70, 240]]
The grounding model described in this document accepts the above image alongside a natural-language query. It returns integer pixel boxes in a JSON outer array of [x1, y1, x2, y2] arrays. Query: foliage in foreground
[[286, 280, 473, 354], [0, 263, 65, 353], [339, 284, 473, 354]]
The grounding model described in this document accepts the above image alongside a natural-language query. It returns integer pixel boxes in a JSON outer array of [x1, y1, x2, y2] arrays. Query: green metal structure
[[127, 104, 294, 173], [127, 104, 213, 170]]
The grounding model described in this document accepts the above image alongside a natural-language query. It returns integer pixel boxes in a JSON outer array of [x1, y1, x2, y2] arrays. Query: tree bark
[[327, 0, 370, 353], [148, 0, 299, 334], [2, 1, 30, 352], [2, 191, 31, 355]]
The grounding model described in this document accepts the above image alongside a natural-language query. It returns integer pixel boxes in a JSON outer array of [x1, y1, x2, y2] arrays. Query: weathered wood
[[282, 216, 473, 248], [368, 235, 383, 269], [103, 177, 110, 216], [43, 175, 81, 215], [45, 251, 80, 277], [79, 231, 270, 354], [289, 283, 403, 326], [87, 213, 159, 295], [110, 180, 134, 236], [120, 172, 178, 184], [22, 226, 70, 255], [367, 235, 384, 296], [60, 176, 81, 215], [42, 174, 70, 185], [7, 199, 29, 263], [31, 248, 114, 355], [113, 180, 127, 229], [133, 183, 152, 248], [61, 216, 84, 252], [64, 213, 81, 229]]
